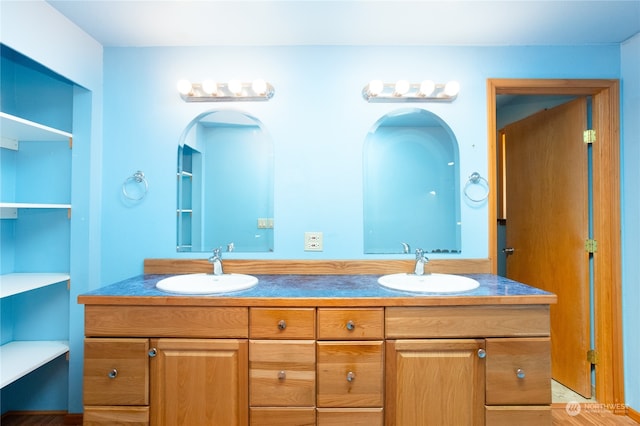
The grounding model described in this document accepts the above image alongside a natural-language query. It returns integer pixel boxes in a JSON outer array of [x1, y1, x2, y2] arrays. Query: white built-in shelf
[[0, 340, 70, 388], [0, 203, 72, 219], [0, 112, 72, 147], [0, 273, 70, 299]]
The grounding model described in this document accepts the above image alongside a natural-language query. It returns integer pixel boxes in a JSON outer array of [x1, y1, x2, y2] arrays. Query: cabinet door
[[83, 406, 149, 426], [386, 339, 485, 426], [150, 339, 248, 426]]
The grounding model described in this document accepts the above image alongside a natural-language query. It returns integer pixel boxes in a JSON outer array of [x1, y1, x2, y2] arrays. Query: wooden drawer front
[[485, 405, 551, 425], [317, 308, 384, 340], [84, 338, 149, 406], [84, 306, 248, 338], [251, 308, 316, 339], [486, 338, 551, 405], [317, 341, 384, 408], [250, 340, 316, 406], [317, 408, 383, 426], [250, 407, 316, 426], [83, 406, 149, 426], [386, 305, 550, 338]]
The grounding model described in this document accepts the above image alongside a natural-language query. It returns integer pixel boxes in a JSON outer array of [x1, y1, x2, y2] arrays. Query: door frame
[[486, 79, 624, 409]]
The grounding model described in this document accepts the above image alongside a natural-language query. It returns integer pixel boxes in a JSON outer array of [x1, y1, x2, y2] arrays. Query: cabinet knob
[[477, 348, 486, 359], [346, 320, 355, 331], [108, 369, 118, 379], [277, 320, 287, 330], [148, 348, 157, 358], [516, 368, 526, 379], [278, 370, 286, 380], [346, 371, 355, 382]]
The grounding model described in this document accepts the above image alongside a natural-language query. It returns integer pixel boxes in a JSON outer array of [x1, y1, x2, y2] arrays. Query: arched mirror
[[363, 108, 461, 254], [176, 110, 274, 252]]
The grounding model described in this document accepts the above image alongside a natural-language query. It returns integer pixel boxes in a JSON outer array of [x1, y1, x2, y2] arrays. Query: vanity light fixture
[[177, 78, 275, 102], [362, 79, 460, 102]]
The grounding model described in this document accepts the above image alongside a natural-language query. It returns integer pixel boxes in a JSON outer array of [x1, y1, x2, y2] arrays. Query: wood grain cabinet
[[82, 306, 249, 426], [249, 308, 316, 425], [317, 308, 384, 426], [81, 300, 552, 426]]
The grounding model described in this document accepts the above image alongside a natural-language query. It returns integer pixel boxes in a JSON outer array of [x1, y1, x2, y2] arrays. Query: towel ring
[[122, 171, 148, 201], [463, 172, 489, 202]]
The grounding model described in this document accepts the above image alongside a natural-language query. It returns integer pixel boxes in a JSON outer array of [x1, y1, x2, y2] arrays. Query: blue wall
[[2, 0, 638, 415], [100, 45, 620, 283], [621, 32, 640, 414]]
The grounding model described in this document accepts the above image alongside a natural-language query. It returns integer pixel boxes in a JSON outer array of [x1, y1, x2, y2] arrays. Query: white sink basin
[[156, 273, 258, 295], [378, 273, 480, 293]]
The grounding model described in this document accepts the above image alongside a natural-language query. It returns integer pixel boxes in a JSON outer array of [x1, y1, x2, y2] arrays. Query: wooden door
[[150, 338, 248, 426], [502, 97, 591, 398], [385, 339, 485, 426]]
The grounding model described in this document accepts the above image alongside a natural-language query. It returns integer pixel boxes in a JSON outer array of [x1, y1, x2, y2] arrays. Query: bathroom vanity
[[78, 260, 556, 426]]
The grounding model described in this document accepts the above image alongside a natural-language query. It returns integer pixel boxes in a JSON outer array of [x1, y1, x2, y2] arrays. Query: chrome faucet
[[414, 248, 429, 276], [401, 242, 410, 254], [209, 248, 223, 275]]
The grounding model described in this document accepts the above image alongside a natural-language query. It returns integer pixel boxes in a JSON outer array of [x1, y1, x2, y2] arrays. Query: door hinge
[[583, 129, 596, 144], [585, 239, 598, 253], [587, 349, 599, 365]]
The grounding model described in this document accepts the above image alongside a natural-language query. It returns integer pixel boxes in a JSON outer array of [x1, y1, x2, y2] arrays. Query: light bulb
[[418, 80, 435, 97], [202, 79, 218, 95], [228, 79, 243, 96], [252, 79, 268, 95], [368, 80, 384, 96], [394, 80, 410, 96], [177, 79, 193, 95], [443, 81, 460, 97]]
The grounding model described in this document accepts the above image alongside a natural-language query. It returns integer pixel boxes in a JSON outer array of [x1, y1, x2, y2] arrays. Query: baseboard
[[628, 406, 640, 422]]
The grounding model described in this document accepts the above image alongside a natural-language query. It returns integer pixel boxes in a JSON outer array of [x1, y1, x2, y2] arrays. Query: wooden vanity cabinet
[[385, 305, 552, 426], [82, 306, 249, 426], [81, 297, 553, 426], [249, 308, 316, 425], [316, 308, 384, 426]]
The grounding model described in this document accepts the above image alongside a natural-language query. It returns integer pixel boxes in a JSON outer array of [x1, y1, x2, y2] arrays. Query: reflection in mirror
[[177, 110, 274, 252], [363, 108, 461, 254]]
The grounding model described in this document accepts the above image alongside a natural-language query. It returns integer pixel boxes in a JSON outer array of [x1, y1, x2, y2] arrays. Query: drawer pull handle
[[477, 349, 486, 359], [346, 320, 355, 331], [148, 348, 157, 358], [516, 368, 526, 379], [278, 370, 286, 380], [277, 320, 287, 330], [346, 371, 355, 382], [108, 369, 118, 379]]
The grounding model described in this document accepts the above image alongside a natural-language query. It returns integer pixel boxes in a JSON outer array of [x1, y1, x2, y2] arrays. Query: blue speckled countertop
[[78, 274, 556, 307]]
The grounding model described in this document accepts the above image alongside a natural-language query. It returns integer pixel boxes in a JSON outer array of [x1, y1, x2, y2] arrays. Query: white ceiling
[[46, 0, 640, 47]]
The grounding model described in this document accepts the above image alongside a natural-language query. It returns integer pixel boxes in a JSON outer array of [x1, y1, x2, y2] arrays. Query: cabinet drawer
[[250, 407, 316, 426], [251, 308, 316, 339], [317, 308, 383, 340], [485, 405, 551, 425], [84, 306, 249, 338], [485, 338, 551, 405], [317, 408, 383, 426], [317, 341, 384, 407], [250, 340, 316, 406], [83, 406, 149, 426], [386, 305, 550, 338], [84, 338, 149, 406]]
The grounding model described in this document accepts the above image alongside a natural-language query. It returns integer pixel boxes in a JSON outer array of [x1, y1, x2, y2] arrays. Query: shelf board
[[0, 202, 71, 209], [0, 112, 72, 144], [0, 273, 70, 298], [0, 340, 69, 388]]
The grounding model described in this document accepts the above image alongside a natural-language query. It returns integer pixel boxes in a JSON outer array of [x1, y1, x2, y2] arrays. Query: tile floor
[[552, 379, 596, 403]]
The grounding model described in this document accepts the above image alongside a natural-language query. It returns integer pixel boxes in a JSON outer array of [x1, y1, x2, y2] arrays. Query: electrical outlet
[[304, 232, 323, 251]]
